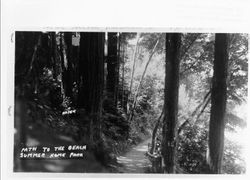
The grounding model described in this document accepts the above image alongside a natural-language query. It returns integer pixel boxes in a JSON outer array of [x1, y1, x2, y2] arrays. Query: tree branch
[[129, 33, 141, 93], [129, 35, 162, 122], [178, 90, 211, 134], [180, 49, 207, 78], [194, 96, 211, 125], [150, 109, 164, 154], [180, 34, 201, 60], [26, 34, 42, 76]]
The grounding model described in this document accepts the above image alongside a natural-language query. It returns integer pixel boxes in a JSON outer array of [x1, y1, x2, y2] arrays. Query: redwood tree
[[161, 33, 181, 173], [63, 32, 73, 99], [78, 32, 105, 143], [207, 33, 229, 173], [107, 33, 119, 106]]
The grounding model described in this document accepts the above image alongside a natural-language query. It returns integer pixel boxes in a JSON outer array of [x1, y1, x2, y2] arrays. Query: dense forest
[[14, 32, 248, 174]]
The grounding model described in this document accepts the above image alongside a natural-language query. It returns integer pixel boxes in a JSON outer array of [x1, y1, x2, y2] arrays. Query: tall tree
[[49, 32, 58, 79], [150, 109, 164, 154], [207, 34, 229, 173], [59, 33, 73, 100], [107, 33, 119, 106], [161, 33, 181, 173], [116, 33, 121, 107], [129, 33, 140, 95], [14, 32, 43, 170], [78, 32, 105, 144], [128, 36, 160, 122], [121, 40, 126, 110], [63, 32, 73, 99]]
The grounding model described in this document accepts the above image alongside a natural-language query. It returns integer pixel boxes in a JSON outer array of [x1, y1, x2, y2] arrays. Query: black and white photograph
[[13, 31, 248, 174], [1, 0, 250, 179]]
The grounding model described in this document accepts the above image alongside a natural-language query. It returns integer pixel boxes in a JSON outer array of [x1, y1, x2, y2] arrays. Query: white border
[[1, 0, 250, 180]]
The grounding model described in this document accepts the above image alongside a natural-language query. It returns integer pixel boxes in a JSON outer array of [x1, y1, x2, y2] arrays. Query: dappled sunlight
[[133, 146, 148, 152], [26, 136, 40, 147], [117, 157, 133, 162], [116, 138, 151, 173], [13, 32, 248, 174], [45, 163, 65, 172], [57, 135, 75, 142]]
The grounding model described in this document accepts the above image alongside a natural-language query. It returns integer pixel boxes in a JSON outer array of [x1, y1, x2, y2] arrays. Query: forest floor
[[14, 123, 152, 173], [115, 138, 151, 173], [14, 123, 110, 173]]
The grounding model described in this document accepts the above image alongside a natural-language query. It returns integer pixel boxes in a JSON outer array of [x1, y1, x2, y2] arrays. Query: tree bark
[[78, 32, 105, 143], [129, 33, 140, 94], [116, 33, 121, 107], [49, 32, 58, 79], [107, 33, 119, 106], [207, 33, 229, 174], [150, 109, 164, 154], [63, 32, 73, 100], [161, 33, 181, 173], [59, 33, 74, 100], [121, 43, 126, 110], [26, 34, 42, 77], [14, 97, 28, 171]]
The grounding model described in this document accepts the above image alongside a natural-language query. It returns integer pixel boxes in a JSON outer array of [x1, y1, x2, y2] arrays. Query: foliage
[[177, 125, 209, 173], [14, 32, 248, 173], [222, 139, 246, 174], [228, 34, 248, 104], [177, 124, 246, 174]]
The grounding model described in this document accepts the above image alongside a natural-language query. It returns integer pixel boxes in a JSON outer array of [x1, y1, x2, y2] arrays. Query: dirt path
[[15, 123, 152, 173], [116, 138, 151, 173]]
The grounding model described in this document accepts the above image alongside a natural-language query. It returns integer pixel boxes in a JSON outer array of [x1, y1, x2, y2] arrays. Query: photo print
[[14, 31, 248, 174]]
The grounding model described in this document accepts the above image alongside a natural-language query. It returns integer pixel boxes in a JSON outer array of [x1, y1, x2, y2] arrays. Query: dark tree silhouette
[[78, 32, 105, 143], [161, 33, 181, 173], [63, 32, 73, 100], [150, 109, 164, 154], [207, 33, 229, 173], [107, 33, 119, 106]]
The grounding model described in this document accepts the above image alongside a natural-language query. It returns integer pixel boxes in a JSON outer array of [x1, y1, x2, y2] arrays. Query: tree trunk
[[14, 97, 28, 171], [59, 33, 66, 99], [121, 43, 125, 110], [161, 33, 181, 173], [129, 33, 140, 94], [72, 33, 80, 95], [107, 33, 119, 106], [129, 37, 160, 122], [64, 32, 73, 100], [49, 32, 58, 79], [150, 109, 164, 154], [78, 32, 105, 143], [115, 33, 121, 107], [207, 33, 229, 174], [60, 33, 73, 100]]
